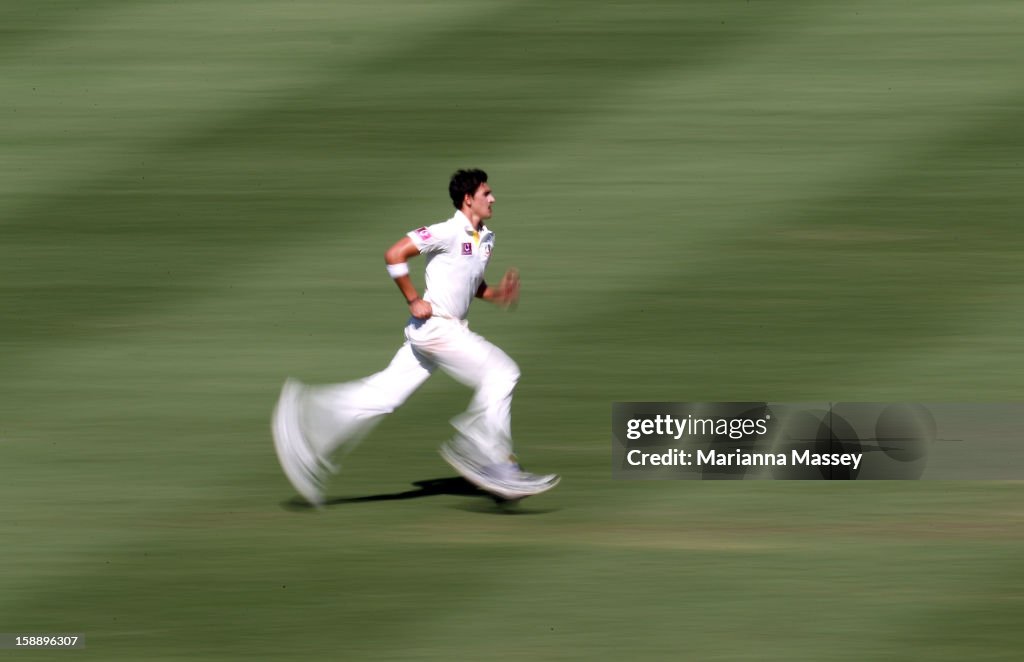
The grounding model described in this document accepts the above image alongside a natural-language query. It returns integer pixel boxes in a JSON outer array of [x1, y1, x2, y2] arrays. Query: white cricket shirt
[[407, 210, 495, 321]]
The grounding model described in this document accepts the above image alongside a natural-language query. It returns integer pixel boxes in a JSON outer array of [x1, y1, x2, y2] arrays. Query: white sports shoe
[[440, 442, 560, 501], [272, 379, 326, 507]]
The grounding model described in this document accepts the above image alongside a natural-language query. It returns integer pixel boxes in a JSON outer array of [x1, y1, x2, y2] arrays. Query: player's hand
[[498, 268, 520, 308], [409, 298, 433, 319]]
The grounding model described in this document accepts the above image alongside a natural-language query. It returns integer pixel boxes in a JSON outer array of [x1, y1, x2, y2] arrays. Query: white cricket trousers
[[301, 316, 520, 466]]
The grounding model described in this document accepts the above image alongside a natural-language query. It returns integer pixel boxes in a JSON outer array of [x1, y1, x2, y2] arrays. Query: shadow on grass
[[447, 501, 559, 516], [281, 476, 557, 514]]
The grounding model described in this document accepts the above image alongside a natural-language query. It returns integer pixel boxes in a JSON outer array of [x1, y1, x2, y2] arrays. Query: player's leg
[[445, 337, 520, 467], [273, 341, 434, 505], [406, 318, 516, 464], [300, 342, 436, 461], [409, 319, 558, 499]]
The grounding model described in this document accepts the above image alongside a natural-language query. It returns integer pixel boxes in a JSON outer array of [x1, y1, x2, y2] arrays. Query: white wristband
[[386, 262, 409, 279]]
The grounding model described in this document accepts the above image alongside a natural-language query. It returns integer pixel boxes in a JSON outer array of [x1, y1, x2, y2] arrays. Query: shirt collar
[[455, 210, 488, 235]]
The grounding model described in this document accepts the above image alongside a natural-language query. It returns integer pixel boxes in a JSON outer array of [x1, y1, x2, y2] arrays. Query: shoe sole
[[272, 379, 325, 507], [440, 445, 560, 500]]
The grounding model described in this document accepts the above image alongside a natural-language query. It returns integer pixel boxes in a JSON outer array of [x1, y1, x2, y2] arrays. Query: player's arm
[[385, 237, 432, 319], [475, 268, 520, 308]]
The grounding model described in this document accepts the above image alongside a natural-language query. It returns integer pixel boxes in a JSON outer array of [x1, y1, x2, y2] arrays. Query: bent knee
[[490, 358, 520, 388]]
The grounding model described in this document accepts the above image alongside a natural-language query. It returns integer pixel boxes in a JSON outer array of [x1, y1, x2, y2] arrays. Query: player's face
[[466, 183, 495, 220]]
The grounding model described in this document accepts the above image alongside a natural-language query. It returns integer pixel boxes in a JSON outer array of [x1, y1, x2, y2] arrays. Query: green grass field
[[3, 1, 1024, 659]]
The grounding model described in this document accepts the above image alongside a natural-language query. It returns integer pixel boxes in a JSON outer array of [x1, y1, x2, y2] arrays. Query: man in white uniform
[[272, 169, 559, 506]]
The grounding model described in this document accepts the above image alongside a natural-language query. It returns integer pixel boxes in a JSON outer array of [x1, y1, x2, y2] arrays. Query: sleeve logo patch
[[461, 242, 473, 255], [415, 227, 433, 240]]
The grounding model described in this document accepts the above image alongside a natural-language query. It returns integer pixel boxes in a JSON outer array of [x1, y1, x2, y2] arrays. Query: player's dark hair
[[449, 169, 488, 210]]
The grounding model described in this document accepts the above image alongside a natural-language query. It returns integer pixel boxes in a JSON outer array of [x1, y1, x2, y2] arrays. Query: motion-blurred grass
[[2, 1, 1024, 659]]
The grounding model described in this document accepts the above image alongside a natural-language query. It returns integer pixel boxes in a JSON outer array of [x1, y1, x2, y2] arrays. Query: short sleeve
[[407, 222, 451, 255]]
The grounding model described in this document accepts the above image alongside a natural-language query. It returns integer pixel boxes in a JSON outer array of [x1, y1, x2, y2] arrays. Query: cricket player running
[[272, 169, 559, 506]]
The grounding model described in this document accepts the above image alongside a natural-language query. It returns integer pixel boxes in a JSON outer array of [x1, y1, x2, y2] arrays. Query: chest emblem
[[461, 242, 473, 255]]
